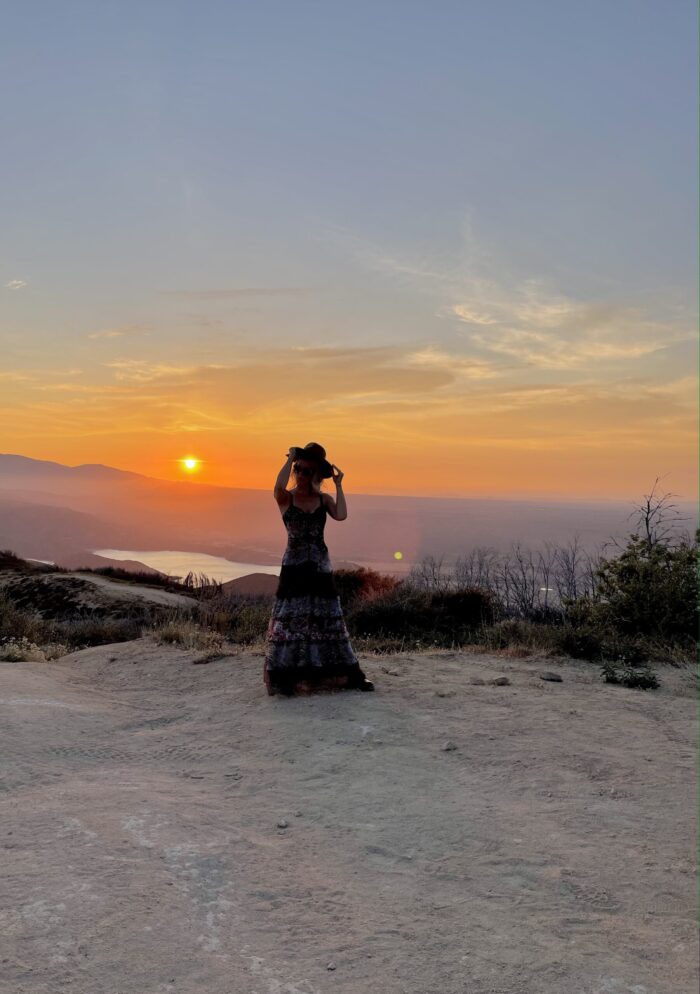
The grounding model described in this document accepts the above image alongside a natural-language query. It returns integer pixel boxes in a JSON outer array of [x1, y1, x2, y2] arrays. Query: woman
[[263, 442, 374, 696]]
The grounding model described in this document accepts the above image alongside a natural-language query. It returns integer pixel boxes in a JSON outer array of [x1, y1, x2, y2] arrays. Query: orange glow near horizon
[[1, 345, 697, 501]]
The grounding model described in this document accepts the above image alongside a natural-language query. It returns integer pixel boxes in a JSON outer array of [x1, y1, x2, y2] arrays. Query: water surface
[[93, 549, 281, 583]]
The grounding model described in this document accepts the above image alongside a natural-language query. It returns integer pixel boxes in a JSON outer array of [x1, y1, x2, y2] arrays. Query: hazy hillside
[[1, 454, 696, 571]]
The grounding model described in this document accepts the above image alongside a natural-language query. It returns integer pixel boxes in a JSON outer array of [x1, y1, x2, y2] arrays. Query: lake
[[92, 549, 413, 582], [92, 549, 281, 583]]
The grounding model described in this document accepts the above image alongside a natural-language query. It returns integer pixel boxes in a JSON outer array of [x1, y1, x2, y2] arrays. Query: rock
[[435, 689, 456, 697], [276, 819, 289, 829], [490, 676, 510, 686], [539, 671, 563, 682], [470, 677, 486, 686], [442, 740, 458, 752], [327, 962, 336, 971]]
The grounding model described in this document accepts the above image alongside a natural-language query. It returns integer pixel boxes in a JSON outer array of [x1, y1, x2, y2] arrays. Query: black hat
[[291, 442, 333, 479]]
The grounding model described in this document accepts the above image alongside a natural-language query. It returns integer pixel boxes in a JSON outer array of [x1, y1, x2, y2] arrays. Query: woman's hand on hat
[[331, 464, 343, 485]]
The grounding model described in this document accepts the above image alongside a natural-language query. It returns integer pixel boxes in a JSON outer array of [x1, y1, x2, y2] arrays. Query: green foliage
[[592, 533, 698, 640], [600, 659, 660, 690]]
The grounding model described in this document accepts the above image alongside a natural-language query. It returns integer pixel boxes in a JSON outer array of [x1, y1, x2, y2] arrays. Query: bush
[[553, 623, 605, 660], [0, 549, 31, 571], [428, 587, 499, 630], [194, 594, 271, 644], [54, 616, 145, 648], [149, 616, 227, 651], [600, 659, 660, 690], [476, 618, 555, 653], [345, 581, 497, 644], [0, 635, 46, 662], [593, 533, 698, 640], [345, 584, 432, 637], [333, 567, 401, 608]]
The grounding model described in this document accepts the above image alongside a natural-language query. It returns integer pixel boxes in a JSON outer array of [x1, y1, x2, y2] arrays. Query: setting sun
[[180, 456, 200, 473]]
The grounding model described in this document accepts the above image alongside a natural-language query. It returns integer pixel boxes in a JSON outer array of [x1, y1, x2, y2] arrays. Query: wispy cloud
[[0, 370, 35, 382], [87, 324, 151, 340], [103, 359, 218, 383], [321, 220, 696, 373], [5, 279, 27, 289], [403, 345, 499, 380], [457, 283, 695, 370]]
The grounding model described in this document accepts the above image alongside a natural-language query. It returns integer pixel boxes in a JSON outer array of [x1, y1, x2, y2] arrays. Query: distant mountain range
[[0, 453, 696, 573]]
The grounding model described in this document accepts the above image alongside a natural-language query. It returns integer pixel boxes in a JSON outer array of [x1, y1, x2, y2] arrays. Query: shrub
[[0, 592, 44, 642], [0, 549, 31, 571], [552, 623, 605, 660], [345, 581, 497, 644], [332, 567, 401, 608], [54, 616, 145, 648], [428, 587, 499, 630], [600, 659, 660, 690], [0, 635, 46, 662], [593, 533, 698, 640], [194, 593, 271, 643], [149, 616, 227, 651], [345, 584, 432, 637], [476, 618, 556, 653]]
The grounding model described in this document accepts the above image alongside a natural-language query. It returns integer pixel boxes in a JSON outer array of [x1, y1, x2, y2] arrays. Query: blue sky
[[1, 1, 697, 498]]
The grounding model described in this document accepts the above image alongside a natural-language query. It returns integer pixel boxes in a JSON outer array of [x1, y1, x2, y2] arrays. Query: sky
[[1, 0, 697, 500]]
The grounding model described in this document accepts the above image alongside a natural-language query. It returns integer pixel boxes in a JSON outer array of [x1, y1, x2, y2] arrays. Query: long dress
[[263, 490, 370, 695]]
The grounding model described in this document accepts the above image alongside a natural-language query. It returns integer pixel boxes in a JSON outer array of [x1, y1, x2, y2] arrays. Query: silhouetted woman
[[263, 442, 374, 696]]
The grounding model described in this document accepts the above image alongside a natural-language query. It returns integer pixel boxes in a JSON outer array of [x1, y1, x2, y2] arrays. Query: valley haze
[[0, 454, 696, 575]]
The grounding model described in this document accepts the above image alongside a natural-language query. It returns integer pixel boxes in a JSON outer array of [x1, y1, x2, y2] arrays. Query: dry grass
[[147, 616, 229, 652]]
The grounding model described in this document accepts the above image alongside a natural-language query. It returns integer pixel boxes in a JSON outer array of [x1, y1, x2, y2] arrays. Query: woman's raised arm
[[274, 449, 296, 498]]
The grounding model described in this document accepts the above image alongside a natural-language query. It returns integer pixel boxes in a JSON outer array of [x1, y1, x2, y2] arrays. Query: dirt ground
[[62, 572, 196, 609], [1, 640, 697, 994]]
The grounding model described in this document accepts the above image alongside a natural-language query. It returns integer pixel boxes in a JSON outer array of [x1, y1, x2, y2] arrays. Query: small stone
[[294, 811, 303, 817], [327, 962, 336, 971], [490, 676, 510, 686], [470, 677, 486, 686], [435, 689, 456, 696], [277, 819, 289, 829], [442, 740, 458, 752], [539, 671, 562, 682]]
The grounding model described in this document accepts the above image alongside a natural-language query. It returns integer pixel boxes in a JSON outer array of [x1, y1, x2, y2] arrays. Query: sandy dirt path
[[1, 641, 697, 994], [63, 572, 196, 609]]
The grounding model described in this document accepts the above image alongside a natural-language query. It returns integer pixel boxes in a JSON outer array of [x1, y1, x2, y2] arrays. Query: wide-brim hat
[[291, 442, 333, 479]]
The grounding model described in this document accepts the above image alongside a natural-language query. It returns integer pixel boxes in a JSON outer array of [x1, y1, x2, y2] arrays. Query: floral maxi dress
[[263, 491, 369, 695]]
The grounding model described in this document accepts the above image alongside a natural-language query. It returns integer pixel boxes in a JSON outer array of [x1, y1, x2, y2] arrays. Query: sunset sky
[[2, 1, 697, 500]]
